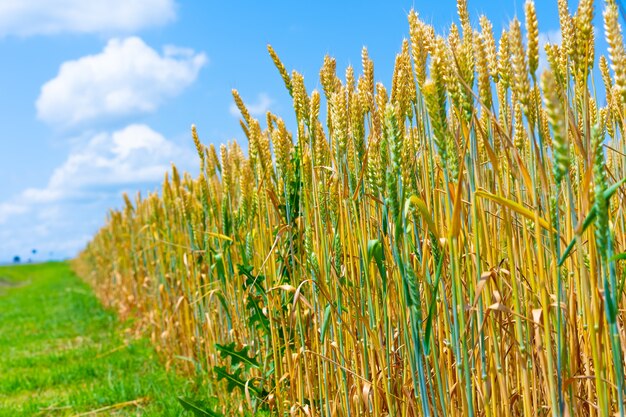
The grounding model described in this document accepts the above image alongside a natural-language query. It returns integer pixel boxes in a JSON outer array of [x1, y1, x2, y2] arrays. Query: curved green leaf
[[177, 397, 224, 417], [216, 342, 260, 371], [559, 177, 625, 266], [404, 195, 440, 240], [367, 239, 387, 292], [423, 254, 445, 355]]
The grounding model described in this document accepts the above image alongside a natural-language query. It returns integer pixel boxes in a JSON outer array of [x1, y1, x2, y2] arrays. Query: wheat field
[[74, 0, 626, 415]]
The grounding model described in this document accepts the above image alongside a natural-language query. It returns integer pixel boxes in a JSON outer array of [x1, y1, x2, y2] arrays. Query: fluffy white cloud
[[36, 37, 207, 127], [41, 124, 193, 201], [0, 0, 176, 37], [0, 124, 193, 217], [229, 93, 274, 118], [0, 124, 197, 260]]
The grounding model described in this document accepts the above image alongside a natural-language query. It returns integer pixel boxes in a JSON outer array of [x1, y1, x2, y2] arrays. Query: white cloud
[[538, 30, 562, 75], [0, 124, 197, 261], [36, 37, 207, 127], [0, 124, 193, 218], [229, 93, 274, 118], [0, 0, 176, 37], [48, 124, 192, 199]]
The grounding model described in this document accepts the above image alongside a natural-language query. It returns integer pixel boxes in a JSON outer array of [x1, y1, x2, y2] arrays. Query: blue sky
[[0, 1, 604, 262]]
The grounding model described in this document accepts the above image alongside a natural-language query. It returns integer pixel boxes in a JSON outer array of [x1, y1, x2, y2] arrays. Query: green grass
[[0, 261, 194, 416]]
